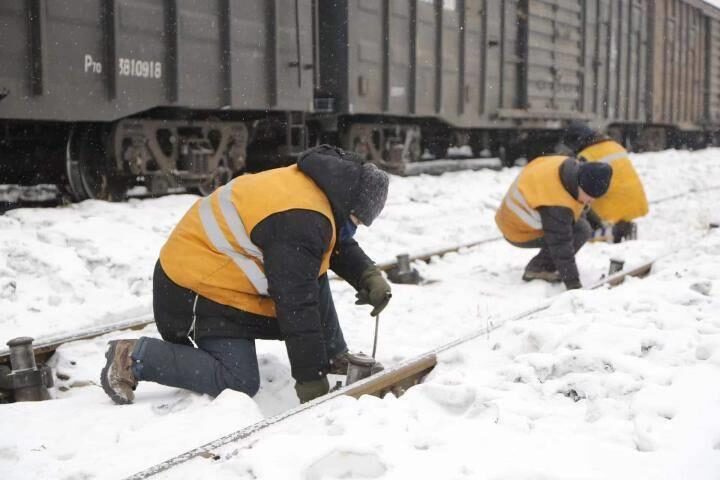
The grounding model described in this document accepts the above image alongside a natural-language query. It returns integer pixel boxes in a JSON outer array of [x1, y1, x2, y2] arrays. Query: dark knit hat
[[351, 162, 389, 226], [577, 162, 613, 198], [563, 121, 604, 153]]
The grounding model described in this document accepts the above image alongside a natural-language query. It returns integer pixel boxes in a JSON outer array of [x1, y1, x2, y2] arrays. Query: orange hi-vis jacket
[[578, 140, 648, 222], [495, 156, 585, 243], [159, 165, 336, 318]]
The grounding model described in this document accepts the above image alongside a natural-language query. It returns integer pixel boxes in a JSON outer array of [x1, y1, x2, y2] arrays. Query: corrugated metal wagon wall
[[648, 0, 707, 128], [0, 0, 315, 122], [482, 0, 521, 118], [483, 0, 648, 125], [707, 14, 720, 125], [590, 0, 648, 125], [520, 0, 586, 117]]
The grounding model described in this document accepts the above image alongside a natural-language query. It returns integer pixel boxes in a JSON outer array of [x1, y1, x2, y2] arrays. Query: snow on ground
[[1, 149, 720, 479]]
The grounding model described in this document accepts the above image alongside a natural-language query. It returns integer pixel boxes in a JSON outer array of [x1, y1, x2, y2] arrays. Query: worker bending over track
[[101, 145, 392, 405], [563, 122, 649, 243], [495, 155, 613, 289]]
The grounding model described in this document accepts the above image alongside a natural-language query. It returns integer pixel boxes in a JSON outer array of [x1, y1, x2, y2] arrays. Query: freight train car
[[0, 0, 315, 199], [1, 0, 720, 200], [319, 0, 656, 168]]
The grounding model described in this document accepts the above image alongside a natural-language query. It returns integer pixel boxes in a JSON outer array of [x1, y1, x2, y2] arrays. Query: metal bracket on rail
[[386, 253, 422, 285], [0, 337, 53, 403]]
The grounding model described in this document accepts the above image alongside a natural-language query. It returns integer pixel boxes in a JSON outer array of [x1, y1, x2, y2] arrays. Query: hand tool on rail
[[345, 293, 390, 386], [372, 312, 380, 358]]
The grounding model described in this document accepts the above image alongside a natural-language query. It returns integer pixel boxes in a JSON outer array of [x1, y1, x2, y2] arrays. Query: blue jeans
[[132, 276, 346, 397]]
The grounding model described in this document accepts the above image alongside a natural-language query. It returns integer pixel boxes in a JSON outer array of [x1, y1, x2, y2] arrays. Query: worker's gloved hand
[[612, 221, 637, 243], [355, 266, 392, 316], [590, 222, 614, 243], [294, 376, 329, 403], [565, 279, 582, 290]]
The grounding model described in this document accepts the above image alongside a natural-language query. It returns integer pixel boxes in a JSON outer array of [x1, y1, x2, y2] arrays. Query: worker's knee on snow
[[217, 368, 260, 397]]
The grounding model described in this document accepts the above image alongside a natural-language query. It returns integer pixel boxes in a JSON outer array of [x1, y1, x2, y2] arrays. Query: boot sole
[[100, 341, 133, 405]]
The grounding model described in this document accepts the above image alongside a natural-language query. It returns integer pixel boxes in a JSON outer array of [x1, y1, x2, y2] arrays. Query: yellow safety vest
[[495, 156, 584, 243], [578, 140, 648, 222], [159, 165, 336, 317]]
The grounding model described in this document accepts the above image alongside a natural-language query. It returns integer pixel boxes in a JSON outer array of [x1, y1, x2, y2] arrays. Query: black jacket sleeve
[[330, 238, 374, 291], [538, 206, 580, 287], [585, 208, 604, 230], [251, 210, 334, 382]]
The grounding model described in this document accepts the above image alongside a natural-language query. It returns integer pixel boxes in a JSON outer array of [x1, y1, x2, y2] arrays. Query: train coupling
[[0, 337, 53, 403], [387, 254, 422, 285]]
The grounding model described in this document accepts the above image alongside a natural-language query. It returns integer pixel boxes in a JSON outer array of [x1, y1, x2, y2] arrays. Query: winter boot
[[522, 269, 561, 283], [101, 339, 138, 405]]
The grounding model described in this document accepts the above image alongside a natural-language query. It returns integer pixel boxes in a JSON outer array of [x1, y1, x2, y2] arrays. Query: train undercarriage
[[2, 114, 719, 202]]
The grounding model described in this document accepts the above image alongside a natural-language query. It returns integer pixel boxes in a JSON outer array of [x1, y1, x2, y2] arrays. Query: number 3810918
[[118, 58, 162, 79]]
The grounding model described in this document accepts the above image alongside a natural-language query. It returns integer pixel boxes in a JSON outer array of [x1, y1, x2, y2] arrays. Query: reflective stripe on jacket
[[495, 155, 584, 243], [578, 140, 649, 222], [159, 165, 336, 317]]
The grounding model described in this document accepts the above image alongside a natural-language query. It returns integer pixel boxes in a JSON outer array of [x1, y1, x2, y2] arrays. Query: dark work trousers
[[510, 218, 592, 273], [131, 275, 347, 398]]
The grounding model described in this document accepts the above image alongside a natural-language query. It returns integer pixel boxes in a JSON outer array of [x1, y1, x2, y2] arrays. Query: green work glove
[[355, 266, 392, 316], [294, 376, 329, 403]]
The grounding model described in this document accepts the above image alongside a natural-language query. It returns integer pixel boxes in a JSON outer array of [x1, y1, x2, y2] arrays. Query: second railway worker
[[100, 145, 392, 405], [563, 122, 649, 243], [495, 155, 613, 290]]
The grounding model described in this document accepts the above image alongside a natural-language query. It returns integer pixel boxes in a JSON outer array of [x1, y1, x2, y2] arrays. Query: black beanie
[[563, 121, 601, 152], [577, 162, 613, 198], [351, 163, 389, 226]]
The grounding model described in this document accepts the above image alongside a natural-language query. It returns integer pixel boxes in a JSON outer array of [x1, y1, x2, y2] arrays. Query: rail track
[[2, 182, 717, 367], [122, 258, 658, 480], [0, 238, 499, 367]]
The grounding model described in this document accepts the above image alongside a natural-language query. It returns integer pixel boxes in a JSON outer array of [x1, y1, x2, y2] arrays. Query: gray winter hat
[[351, 163, 389, 226]]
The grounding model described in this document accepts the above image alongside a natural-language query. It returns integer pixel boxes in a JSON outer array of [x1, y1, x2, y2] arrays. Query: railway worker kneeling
[[495, 155, 613, 289], [563, 122, 649, 242], [100, 145, 392, 405]]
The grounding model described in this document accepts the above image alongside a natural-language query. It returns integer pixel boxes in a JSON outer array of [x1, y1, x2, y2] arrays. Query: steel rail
[[3, 182, 718, 365], [122, 255, 658, 480]]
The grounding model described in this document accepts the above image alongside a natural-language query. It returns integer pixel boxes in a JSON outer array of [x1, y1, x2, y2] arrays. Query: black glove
[[612, 221, 637, 243], [294, 376, 329, 403], [589, 222, 614, 243], [355, 266, 392, 316]]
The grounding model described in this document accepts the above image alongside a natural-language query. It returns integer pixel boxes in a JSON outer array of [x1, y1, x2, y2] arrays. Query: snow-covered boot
[[101, 339, 138, 405], [522, 269, 561, 283]]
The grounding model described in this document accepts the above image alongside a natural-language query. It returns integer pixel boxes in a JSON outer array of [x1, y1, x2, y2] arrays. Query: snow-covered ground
[[2, 149, 720, 479]]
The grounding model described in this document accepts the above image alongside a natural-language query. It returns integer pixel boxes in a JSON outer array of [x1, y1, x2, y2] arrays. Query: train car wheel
[[65, 126, 128, 201], [196, 158, 232, 196]]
